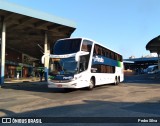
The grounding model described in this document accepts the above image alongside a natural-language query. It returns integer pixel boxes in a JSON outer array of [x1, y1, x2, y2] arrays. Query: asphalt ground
[[0, 74, 160, 126]]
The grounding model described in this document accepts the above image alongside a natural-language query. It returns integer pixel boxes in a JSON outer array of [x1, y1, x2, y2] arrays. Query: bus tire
[[114, 77, 117, 85], [63, 88, 72, 92], [117, 77, 120, 85], [88, 78, 95, 90], [117, 77, 120, 84]]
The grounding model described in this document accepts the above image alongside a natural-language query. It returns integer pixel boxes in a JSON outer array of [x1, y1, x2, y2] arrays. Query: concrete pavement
[[0, 75, 160, 126]]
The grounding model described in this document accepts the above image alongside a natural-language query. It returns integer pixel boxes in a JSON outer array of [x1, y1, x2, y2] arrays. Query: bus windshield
[[53, 39, 82, 55], [49, 57, 78, 75]]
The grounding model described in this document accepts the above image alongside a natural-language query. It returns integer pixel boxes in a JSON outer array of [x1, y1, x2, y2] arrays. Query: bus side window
[[120, 55, 123, 62], [79, 55, 90, 72], [106, 49, 109, 58], [102, 48, 106, 57], [94, 45, 98, 55], [81, 44, 88, 52], [81, 40, 93, 52], [108, 50, 111, 58]]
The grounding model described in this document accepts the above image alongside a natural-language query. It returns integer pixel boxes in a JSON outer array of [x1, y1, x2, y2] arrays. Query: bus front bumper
[[48, 80, 89, 89]]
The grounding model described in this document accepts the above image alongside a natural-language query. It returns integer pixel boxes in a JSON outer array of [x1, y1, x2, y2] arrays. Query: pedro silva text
[[138, 118, 157, 123]]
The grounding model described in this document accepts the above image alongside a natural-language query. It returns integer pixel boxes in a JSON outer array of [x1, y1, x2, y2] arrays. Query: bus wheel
[[114, 77, 117, 85], [88, 78, 95, 90], [117, 77, 120, 85]]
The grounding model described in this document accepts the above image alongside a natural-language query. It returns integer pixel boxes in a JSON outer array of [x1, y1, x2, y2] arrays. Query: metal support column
[[44, 32, 50, 81], [0, 17, 6, 85]]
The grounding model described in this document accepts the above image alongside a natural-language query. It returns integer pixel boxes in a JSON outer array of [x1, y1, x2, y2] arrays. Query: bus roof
[[57, 37, 122, 56]]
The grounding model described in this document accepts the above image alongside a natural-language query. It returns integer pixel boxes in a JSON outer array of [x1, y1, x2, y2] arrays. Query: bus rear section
[[90, 44, 124, 85]]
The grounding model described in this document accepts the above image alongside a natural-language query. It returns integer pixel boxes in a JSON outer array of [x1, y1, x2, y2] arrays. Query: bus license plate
[[57, 84, 62, 88]]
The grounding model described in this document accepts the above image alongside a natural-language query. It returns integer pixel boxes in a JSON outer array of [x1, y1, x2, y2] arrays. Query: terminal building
[[0, 1, 76, 84], [124, 33, 160, 74], [124, 57, 158, 72], [124, 35, 160, 74]]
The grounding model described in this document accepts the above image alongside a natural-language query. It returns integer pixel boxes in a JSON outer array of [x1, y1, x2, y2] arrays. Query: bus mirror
[[75, 53, 79, 61], [41, 55, 45, 64], [75, 51, 89, 61], [41, 54, 50, 64]]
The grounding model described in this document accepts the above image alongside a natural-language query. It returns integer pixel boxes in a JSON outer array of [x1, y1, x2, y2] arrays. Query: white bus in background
[[42, 38, 124, 90]]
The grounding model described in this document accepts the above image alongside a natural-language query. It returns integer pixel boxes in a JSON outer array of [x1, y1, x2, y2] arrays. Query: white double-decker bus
[[42, 38, 124, 90]]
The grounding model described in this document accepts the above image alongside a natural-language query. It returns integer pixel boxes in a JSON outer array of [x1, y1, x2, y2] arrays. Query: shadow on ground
[[1, 74, 160, 95], [2, 82, 76, 93], [2, 82, 115, 94], [0, 100, 160, 126]]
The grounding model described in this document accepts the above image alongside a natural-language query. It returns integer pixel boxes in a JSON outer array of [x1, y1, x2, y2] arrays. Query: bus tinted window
[[91, 64, 115, 73], [53, 39, 81, 55], [93, 44, 98, 55], [81, 40, 93, 52]]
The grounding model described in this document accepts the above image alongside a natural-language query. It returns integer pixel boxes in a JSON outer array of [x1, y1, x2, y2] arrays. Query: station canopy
[[146, 35, 160, 53], [0, 1, 76, 59]]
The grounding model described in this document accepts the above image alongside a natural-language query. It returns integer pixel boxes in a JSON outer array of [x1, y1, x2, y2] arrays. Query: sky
[[4, 0, 160, 58]]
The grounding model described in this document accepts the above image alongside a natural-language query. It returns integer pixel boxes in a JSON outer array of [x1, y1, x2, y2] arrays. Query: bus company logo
[[49, 76, 55, 80], [93, 56, 104, 63], [2, 118, 11, 123], [63, 76, 73, 80]]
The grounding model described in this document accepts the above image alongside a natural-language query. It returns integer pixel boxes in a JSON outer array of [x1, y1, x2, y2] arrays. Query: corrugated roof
[[0, 0, 76, 28], [124, 57, 158, 62]]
